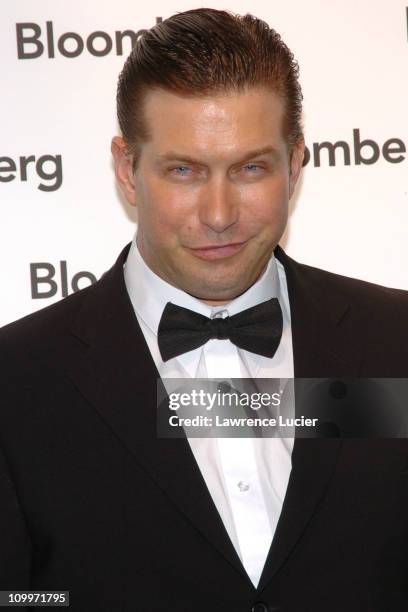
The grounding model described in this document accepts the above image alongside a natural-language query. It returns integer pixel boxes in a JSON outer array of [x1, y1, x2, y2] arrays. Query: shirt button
[[237, 480, 250, 492], [217, 381, 233, 397], [251, 603, 269, 612], [212, 309, 228, 319], [252, 604, 279, 612]]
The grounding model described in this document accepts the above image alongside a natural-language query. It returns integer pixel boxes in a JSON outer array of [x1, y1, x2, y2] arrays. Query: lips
[[188, 241, 247, 261]]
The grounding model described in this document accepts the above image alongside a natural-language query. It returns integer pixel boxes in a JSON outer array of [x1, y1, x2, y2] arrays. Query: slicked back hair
[[116, 8, 303, 169]]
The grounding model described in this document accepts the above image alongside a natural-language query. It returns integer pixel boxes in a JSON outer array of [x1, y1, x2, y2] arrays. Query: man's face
[[112, 87, 304, 305]]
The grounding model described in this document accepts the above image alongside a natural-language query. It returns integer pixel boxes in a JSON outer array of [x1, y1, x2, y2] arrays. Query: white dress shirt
[[124, 236, 295, 587]]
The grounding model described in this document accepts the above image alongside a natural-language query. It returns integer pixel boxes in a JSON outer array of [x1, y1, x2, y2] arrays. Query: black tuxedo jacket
[[1, 243, 408, 612]]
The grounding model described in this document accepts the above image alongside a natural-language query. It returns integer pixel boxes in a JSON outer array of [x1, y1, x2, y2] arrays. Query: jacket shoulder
[[293, 261, 408, 359], [293, 258, 408, 308], [0, 284, 94, 352], [0, 244, 131, 356]]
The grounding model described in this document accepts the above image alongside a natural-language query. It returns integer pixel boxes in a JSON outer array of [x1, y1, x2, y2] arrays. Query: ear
[[111, 136, 137, 206], [288, 137, 305, 199]]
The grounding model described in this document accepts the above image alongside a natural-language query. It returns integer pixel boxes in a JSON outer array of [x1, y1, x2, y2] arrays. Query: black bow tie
[[157, 298, 283, 362]]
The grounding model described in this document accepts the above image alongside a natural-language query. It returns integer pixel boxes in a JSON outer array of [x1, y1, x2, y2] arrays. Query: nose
[[198, 175, 239, 234]]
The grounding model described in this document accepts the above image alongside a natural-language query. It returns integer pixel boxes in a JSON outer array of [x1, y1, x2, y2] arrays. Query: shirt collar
[[124, 234, 280, 337]]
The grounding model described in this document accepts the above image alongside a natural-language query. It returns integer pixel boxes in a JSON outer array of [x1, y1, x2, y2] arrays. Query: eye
[[243, 163, 262, 172], [171, 166, 191, 176]]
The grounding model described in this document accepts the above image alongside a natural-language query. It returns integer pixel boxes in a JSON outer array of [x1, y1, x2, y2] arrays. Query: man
[[1, 8, 407, 611]]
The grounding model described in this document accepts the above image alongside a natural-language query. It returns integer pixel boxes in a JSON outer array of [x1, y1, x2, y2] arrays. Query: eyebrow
[[155, 145, 281, 165]]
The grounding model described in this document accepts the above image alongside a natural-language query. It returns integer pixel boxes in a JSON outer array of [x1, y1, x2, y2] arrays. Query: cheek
[[239, 178, 289, 223], [138, 179, 188, 231]]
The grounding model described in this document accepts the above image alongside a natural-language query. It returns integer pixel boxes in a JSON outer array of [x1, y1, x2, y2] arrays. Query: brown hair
[[116, 7, 303, 168]]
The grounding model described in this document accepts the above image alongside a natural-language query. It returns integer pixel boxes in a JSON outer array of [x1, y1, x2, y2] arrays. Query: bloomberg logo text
[[303, 129, 406, 167], [16, 19, 162, 59], [0, 154, 63, 191], [30, 261, 97, 299]]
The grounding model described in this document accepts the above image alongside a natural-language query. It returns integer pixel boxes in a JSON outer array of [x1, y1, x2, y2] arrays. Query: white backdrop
[[1, 0, 407, 327]]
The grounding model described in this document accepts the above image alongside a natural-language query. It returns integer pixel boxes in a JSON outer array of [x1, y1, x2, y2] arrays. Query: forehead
[[141, 87, 286, 158]]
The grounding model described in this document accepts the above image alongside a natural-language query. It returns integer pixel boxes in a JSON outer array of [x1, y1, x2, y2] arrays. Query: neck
[[193, 263, 269, 307]]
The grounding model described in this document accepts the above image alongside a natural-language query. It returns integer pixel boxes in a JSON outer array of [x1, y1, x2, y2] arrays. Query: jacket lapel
[[274, 245, 363, 378], [67, 243, 251, 585], [257, 246, 363, 591]]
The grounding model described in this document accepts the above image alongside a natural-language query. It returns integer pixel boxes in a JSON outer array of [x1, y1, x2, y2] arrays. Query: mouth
[[187, 240, 248, 261]]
